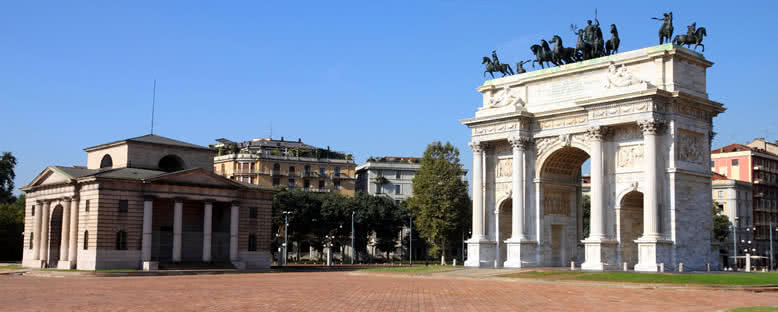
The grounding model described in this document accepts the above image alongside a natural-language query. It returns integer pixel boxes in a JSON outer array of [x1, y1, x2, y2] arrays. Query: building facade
[[21, 135, 274, 270], [355, 157, 422, 205], [463, 44, 724, 272], [213, 137, 356, 196], [711, 142, 778, 262]]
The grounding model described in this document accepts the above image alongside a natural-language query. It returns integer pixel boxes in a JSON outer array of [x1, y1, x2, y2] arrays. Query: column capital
[[174, 197, 186, 203], [586, 126, 609, 141], [469, 141, 484, 153], [508, 137, 532, 151], [204, 199, 216, 204], [637, 119, 666, 135], [143, 195, 156, 202], [231, 200, 241, 207], [62, 196, 74, 202]]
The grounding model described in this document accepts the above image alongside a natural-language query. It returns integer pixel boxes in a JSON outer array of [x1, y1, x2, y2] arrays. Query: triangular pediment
[[146, 168, 242, 188], [27, 167, 81, 188]]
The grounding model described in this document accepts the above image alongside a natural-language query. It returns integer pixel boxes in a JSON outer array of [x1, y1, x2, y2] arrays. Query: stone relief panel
[[472, 122, 520, 137], [610, 125, 643, 142], [543, 188, 570, 216], [676, 130, 705, 165], [483, 85, 525, 110], [589, 99, 656, 120], [496, 158, 512, 178], [604, 61, 644, 89], [667, 101, 714, 122], [617, 144, 644, 169], [495, 182, 511, 202], [535, 133, 587, 157], [537, 114, 588, 130]]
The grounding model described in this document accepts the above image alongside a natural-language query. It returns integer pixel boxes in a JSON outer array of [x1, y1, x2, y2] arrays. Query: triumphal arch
[[463, 44, 725, 271]]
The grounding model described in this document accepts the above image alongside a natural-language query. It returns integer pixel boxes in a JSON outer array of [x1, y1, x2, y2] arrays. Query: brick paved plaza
[[1, 271, 776, 311]]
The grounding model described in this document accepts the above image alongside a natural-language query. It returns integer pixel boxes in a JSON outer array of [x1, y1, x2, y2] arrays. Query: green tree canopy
[[0, 152, 17, 204], [407, 141, 471, 264], [712, 202, 730, 242]]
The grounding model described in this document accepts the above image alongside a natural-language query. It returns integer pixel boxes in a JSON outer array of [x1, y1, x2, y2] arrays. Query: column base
[[142, 261, 159, 271], [464, 240, 496, 268], [232, 261, 246, 270], [581, 239, 618, 271], [503, 240, 538, 268], [23, 259, 46, 269], [634, 238, 673, 272], [57, 260, 75, 270]]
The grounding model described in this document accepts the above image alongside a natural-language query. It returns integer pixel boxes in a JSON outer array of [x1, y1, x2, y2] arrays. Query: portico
[[463, 44, 725, 271]]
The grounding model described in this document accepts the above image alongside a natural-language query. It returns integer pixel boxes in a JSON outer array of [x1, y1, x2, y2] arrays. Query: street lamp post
[[770, 222, 775, 271], [282, 211, 292, 266], [351, 211, 355, 265], [409, 215, 413, 266], [732, 217, 738, 271]]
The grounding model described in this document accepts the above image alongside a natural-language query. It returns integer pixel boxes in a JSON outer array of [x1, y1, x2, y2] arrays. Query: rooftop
[[84, 134, 212, 152]]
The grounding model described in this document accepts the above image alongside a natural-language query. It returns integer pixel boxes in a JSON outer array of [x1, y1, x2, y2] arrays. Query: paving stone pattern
[[0, 272, 776, 311]]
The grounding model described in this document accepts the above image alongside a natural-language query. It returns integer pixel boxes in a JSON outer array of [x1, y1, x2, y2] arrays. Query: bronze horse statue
[[575, 29, 593, 60], [531, 40, 555, 68], [549, 35, 579, 65], [482, 56, 514, 79], [605, 24, 620, 55], [652, 12, 673, 44], [672, 27, 707, 52]]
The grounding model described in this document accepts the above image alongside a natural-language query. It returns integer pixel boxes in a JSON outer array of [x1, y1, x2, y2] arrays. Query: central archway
[[48, 205, 64, 267], [538, 146, 590, 267]]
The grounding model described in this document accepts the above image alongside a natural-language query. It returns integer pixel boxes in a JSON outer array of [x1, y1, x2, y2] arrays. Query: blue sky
[[2, 1, 777, 194]]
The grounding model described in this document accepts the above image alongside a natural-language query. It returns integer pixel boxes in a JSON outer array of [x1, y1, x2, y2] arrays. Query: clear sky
[[2, 1, 777, 194]]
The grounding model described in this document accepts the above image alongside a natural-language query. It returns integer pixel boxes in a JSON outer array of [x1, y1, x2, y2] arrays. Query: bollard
[[745, 253, 751, 272], [679, 263, 684, 272], [623, 262, 628, 272], [571, 261, 575, 270], [453, 259, 457, 266], [707, 263, 710, 272], [659, 263, 664, 272]]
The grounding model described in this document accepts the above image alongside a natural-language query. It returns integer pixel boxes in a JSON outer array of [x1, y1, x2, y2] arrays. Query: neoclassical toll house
[[20, 135, 273, 270], [462, 44, 725, 271]]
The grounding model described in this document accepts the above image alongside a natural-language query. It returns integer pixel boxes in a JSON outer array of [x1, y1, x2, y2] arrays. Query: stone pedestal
[[465, 240, 496, 268], [581, 240, 618, 271], [503, 240, 538, 268], [143, 261, 158, 271], [57, 260, 75, 270], [634, 239, 673, 272]]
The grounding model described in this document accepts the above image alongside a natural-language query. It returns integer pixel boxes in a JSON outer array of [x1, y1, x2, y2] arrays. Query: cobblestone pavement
[[1, 271, 776, 311]]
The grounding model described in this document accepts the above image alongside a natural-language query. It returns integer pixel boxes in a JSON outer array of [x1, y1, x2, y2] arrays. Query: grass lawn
[[360, 265, 459, 274], [41, 268, 140, 273], [0, 264, 23, 270], [727, 307, 778, 312], [502, 271, 778, 286]]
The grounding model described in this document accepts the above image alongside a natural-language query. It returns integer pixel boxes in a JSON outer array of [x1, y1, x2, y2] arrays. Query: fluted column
[[509, 137, 530, 241], [469, 141, 486, 241], [39, 201, 50, 262], [230, 202, 240, 261], [638, 120, 664, 239], [32, 201, 43, 260], [173, 199, 183, 263], [586, 126, 608, 241], [142, 197, 153, 262], [59, 198, 71, 261], [68, 197, 79, 266], [203, 200, 213, 262]]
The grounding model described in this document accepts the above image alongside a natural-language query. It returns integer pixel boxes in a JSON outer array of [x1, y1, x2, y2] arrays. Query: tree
[[0, 194, 23, 261], [0, 152, 17, 204], [712, 202, 730, 242], [408, 141, 470, 264]]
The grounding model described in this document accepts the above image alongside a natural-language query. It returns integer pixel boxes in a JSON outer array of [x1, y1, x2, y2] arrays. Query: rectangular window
[[376, 184, 382, 194], [249, 207, 258, 219], [304, 179, 310, 189], [377, 170, 382, 177], [116, 231, 127, 250], [395, 184, 401, 195], [395, 200, 401, 206], [248, 233, 257, 251], [288, 178, 295, 188], [29, 232, 33, 249], [273, 177, 280, 186], [732, 159, 739, 166], [119, 200, 128, 213], [319, 168, 326, 176], [717, 191, 723, 199], [396, 171, 401, 179], [85, 200, 90, 212], [319, 180, 325, 189], [334, 167, 341, 177], [31, 205, 35, 216], [334, 180, 341, 190], [711, 160, 715, 168]]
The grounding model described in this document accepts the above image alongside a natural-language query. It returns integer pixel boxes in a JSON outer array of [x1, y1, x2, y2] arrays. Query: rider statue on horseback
[[651, 11, 673, 44], [491, 50, 501, 68]]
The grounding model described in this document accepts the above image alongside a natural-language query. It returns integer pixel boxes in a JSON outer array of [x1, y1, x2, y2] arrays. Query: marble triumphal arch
[[462, 44, 725, 272]]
